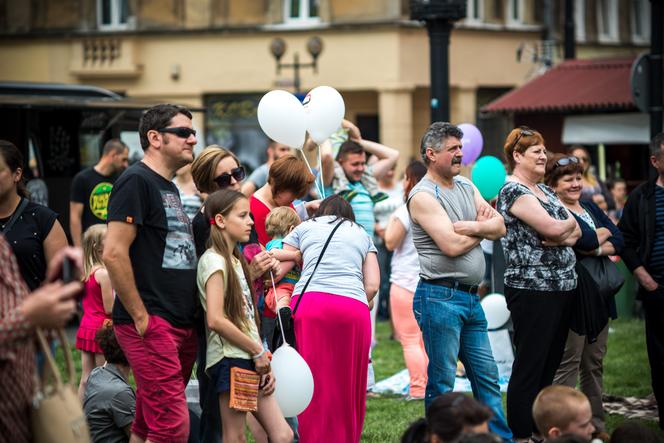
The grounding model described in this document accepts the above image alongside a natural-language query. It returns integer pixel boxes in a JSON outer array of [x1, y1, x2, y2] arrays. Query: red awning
[[481, 56, 637, 114]]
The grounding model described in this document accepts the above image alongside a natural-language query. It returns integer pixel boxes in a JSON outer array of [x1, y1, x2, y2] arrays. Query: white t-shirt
[[196, 249, 260, 369], [283, 215, 377, 305], [389, 205, 420, 293]]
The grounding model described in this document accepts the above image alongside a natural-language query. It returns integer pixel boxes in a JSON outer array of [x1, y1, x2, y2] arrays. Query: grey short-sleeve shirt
[[83, 364, 136, 443]]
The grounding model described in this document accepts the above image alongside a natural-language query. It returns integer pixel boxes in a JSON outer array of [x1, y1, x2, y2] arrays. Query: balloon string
[[317, 144, 326, 199], [270, 271, 288, 347], [300, 151, 324, 198]]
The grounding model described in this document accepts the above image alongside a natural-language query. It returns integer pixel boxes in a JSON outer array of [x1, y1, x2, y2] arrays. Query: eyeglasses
[[555, 156, 580, 167], [157, 127, 197, 139], [511, 127, 534, 152], [214, 166, 245, 188]]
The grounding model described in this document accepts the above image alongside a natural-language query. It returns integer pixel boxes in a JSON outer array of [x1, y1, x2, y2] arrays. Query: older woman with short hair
[[250, 154, 316, 246], [496, 127, 581, 442], [545, 153, 623, 438]]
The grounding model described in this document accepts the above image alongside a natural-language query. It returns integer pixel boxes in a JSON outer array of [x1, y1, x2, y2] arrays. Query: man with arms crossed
[[408, 122, 512, 441], [70, 139, 129, 246], [104, 104, 198, 443]]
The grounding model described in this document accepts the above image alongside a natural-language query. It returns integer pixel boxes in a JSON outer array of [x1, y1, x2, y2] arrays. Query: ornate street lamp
[[410, 0, 466, 123], [270, 36, 323, 95]]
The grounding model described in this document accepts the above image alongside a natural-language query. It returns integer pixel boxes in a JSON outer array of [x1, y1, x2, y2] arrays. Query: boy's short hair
[[265, 206, 301, 239], [532, 386, 589, 438]]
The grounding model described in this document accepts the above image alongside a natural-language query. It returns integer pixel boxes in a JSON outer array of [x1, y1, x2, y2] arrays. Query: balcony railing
[[69, 38, 142, 79]]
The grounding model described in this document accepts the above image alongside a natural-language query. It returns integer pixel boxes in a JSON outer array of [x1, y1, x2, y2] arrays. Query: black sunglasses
[[157, 127, 197, 139], [511, 127, 534, 151], [555, 156, 580, 167], [214, 166, 245, 188]]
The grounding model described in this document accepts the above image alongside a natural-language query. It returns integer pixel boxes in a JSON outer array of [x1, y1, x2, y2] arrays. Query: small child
[[532, 385, 595, 442], [76, 224, 115, 400], [264, 206, 302, 314]]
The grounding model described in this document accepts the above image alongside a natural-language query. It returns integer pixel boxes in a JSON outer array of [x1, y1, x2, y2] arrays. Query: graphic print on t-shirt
[[161, 190, 196, 270], [89, 182, 113, 221]]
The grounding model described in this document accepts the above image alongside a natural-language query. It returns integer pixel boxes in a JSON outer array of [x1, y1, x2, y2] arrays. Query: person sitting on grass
[[532, 385, 595, 442], [401, 392, 492, 443], [83, 325, 135, 443]]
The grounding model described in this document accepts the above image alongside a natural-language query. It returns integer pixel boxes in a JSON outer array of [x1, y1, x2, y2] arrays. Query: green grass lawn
[[57, 318, 660, 442], [363, 318, 661, 442]]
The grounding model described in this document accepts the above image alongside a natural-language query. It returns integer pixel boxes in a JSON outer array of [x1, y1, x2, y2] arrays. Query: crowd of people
[[0, 103, 663, 443]]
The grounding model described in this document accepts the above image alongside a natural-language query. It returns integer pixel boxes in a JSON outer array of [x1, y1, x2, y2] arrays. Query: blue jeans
[[413, 280, 513, 442]]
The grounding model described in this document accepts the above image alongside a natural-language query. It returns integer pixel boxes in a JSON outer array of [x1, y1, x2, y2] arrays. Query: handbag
[[576, 203, 625, 300], [271, 220, 344, 351], [31, 328, 91, 443], [577, 255, 624, 300]]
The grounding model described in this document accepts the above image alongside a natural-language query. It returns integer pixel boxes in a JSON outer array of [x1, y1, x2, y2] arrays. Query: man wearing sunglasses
[[104, 104, 199, 443]]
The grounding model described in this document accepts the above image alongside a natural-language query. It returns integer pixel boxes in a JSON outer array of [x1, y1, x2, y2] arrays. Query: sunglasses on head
[[555, 156, 580, 167], [511, 127, 535, 151], [214, 166, 245, 188], [157, 127, 197, 139]]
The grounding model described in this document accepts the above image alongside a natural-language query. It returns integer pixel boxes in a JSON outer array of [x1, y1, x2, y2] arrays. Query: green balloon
[[471, 156, 507, 200]]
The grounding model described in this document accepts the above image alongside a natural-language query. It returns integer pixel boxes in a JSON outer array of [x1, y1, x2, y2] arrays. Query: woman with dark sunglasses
[[544, 153, 623, 441], [495, 127, 582, 442]]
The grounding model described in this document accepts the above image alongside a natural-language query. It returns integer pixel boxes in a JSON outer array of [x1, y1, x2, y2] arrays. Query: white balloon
[[257, 90, 307, 149], [271, 345, 314, 417], [480, 293, 511, 330], [303, 86, 345, 144]]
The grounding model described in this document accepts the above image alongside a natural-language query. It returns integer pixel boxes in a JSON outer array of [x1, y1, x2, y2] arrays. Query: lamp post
[[410, 0, 466, 123], [270, 36, 323, 95]]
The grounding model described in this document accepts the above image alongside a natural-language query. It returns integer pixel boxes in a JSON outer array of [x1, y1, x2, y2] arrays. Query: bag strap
[[292, 220, 344, 315], [1, 197, 29, 234], [35, 328, 76, 391]]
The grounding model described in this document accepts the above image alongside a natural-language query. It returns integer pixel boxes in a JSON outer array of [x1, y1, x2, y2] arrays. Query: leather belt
[[422, 278, 479, 294]]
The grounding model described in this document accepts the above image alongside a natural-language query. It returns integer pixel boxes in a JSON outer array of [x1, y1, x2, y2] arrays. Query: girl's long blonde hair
[[205, 189, 257, 332], [82, 224, 107, 281]]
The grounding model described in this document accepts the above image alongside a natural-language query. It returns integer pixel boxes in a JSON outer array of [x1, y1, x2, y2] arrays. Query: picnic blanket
[[603, 394, 659, 421]]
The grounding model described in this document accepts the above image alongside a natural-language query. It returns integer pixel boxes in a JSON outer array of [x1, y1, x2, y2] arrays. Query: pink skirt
[[292, 292, 371, 443], [75, 316, 108, 354]]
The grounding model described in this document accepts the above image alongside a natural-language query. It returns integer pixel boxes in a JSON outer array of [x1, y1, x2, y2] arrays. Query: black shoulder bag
[[271, 220, 344, 351]]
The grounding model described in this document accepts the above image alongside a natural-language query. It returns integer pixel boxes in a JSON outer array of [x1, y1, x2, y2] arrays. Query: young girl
[[197, 189, 292, 443], [76, 224, 114, 400]]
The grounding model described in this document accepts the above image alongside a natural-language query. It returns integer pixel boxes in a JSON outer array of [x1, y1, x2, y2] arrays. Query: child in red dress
[[76, 224, 114, 400]]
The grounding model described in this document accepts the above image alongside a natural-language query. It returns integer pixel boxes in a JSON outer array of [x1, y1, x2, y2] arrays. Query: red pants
[[115, 315, 197, 443]]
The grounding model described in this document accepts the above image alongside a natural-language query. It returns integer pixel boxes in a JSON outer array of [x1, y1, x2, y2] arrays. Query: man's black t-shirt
[[0, 199, 57, 291], [70, 167, 117, 232], [107, 162, 197, 328]]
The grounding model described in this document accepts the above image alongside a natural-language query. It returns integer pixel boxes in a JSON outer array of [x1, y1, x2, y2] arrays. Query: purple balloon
[[458, 123, 484, 165]]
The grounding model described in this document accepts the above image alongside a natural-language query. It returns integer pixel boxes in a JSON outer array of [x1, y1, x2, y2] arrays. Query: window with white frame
[[284, 0, 320, 25], [465, 0, 484, 23], [631, 0, 650, 43], [575, 0, 586, 42], [97, 0, 130, 30], [506, 0, 525, 25], [597, 0, 618, 42]]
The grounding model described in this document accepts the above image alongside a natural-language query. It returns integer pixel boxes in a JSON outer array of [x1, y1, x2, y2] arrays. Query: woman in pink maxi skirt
[[283, 195, 379, 443]]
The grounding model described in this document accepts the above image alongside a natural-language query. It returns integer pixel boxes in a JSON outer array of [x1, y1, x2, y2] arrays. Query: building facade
[[0, 0, 651, 170]]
